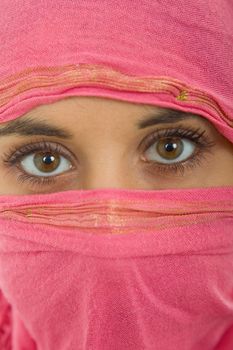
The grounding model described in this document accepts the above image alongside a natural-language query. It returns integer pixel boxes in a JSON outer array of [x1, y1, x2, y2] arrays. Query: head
[[0, 2, 233, 350], [0, 95, 232, 195], [0, 1, 232, 196]]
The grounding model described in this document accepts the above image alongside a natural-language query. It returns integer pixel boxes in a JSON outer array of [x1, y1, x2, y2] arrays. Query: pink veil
[[0, 1, 232, 349]]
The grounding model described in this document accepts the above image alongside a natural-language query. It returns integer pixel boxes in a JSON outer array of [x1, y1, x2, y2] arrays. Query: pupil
[[156, 138, 183, 160], [43, 154, 54, 164], [165, 142, 177, 152], [34, 151, 60, 173]]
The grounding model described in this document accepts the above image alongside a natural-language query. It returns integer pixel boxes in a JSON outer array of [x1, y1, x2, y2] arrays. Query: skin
[[0, 96, 232, 195]]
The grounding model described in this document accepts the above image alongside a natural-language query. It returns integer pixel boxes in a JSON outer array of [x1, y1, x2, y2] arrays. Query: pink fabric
[[0, 290, 11, 349], [0, 1, 232, 349], [0, 1, 232, 142], [0, 187, 232, 350]]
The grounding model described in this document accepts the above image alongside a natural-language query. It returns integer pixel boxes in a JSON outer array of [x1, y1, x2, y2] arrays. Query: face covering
[[0, 187, 232, 350], [0, 1, 232, 349]]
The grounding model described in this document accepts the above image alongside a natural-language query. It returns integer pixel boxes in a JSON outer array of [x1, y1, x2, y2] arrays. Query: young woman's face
[[0, 96, 232, 195]]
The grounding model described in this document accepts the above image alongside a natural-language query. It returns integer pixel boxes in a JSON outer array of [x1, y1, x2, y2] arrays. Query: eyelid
[[138, 124, 215, 153], [2, 137, 78, 169], [1, 125, 217, 189], [139, 125, 216, 177]]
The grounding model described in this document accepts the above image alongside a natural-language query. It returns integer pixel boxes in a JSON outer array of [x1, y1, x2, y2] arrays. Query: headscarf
[[0, 1, 232, 349]]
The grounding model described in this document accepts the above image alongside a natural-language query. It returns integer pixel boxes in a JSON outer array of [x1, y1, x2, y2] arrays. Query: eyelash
[[2, 139, 74, 187], [140, 125, 215, 176], [2, 125, 215, 188]]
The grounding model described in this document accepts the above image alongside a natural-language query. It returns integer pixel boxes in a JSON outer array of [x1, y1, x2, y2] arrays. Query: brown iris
[[33, 152, 60, 173], [156, 138, 183, 160]]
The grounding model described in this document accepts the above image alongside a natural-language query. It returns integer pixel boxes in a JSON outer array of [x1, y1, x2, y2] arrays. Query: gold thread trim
[[176, 90, 189, 101], [0, 196, 232, 213], [0, 198, 232, 218], [0, 63, 232, 127], [0, 210, 229, 234]]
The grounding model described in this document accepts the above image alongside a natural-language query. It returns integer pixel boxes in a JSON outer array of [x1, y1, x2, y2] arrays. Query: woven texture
[[0, 187, 233, 349], [0, 1, 232, 349]]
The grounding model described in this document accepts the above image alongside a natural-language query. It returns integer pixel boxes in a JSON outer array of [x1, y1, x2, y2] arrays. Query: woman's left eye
[[143, 137, 195, 164], [139, 126, 216, 175]]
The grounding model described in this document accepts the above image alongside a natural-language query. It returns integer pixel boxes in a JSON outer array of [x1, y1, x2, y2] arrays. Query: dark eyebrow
[[0, 108, 199, 138], [137, 109, 198, 129], [0, 116, 74, 139]]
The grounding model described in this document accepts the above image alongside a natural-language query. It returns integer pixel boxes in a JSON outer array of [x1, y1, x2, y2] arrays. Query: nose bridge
[[76, 126, 141, 189], [82, 158, 129, 189], [80, 144, 136, 189]]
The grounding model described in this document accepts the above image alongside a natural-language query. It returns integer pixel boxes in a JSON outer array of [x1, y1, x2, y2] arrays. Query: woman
[[0, 96, 232, 194], [0, 1, 232, 349]]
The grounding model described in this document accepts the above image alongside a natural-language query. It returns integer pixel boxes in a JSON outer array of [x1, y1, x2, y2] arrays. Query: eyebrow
[[0, 109, 198, 138], [137, 108, 197, 129], [0, 117, 73, 139]]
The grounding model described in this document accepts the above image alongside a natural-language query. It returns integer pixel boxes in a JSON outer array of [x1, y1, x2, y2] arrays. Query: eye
[[144, 137, 194, 164], [20, 151, 72, 176], [2, 139, 76, 187], [140, 126, 216, 176]]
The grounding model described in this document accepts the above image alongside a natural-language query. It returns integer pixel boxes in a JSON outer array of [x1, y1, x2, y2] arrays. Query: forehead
[[0, 103, 208, 141]]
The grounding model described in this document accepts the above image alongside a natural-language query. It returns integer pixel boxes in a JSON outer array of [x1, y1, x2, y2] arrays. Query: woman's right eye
[[2, 140, 76, 187], [20, 151, 73, 177]]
